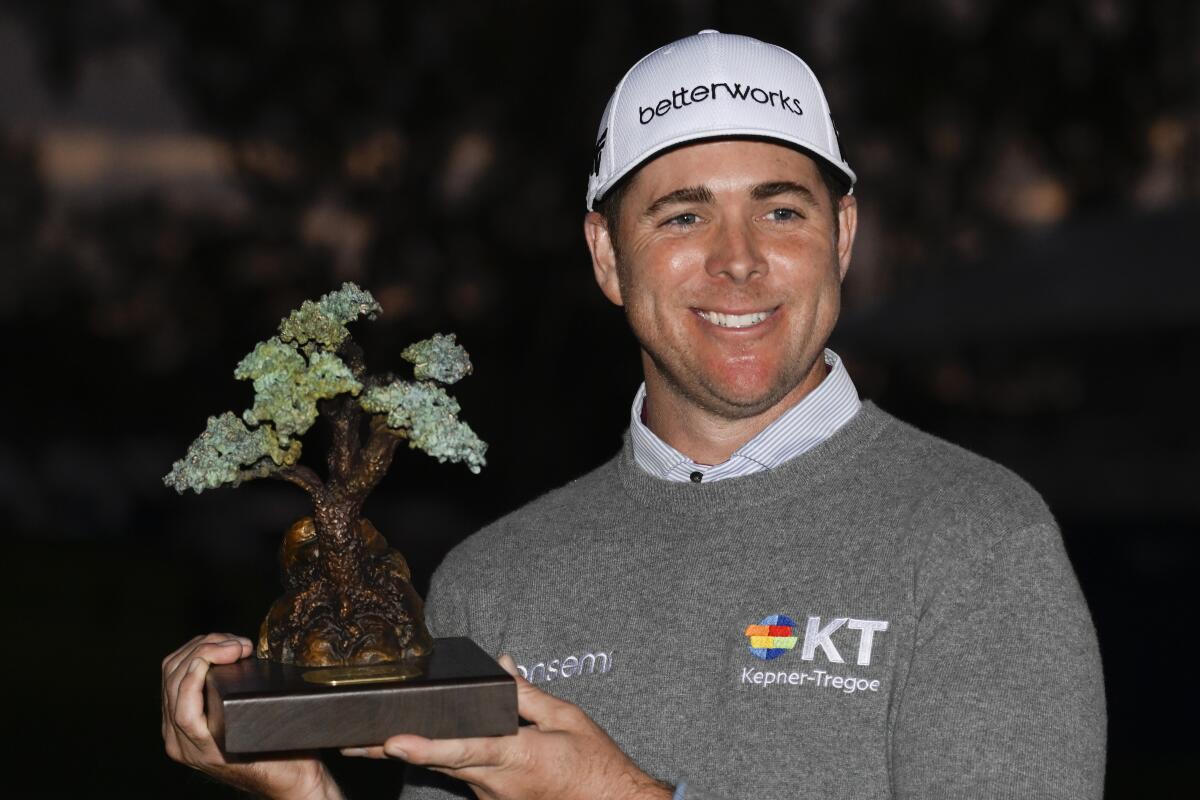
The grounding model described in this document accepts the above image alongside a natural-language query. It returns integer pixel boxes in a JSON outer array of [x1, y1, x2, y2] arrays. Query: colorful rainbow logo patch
[[745, 614, 799, 660]]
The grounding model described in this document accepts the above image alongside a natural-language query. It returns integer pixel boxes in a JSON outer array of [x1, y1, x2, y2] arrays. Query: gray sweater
[[401, 402, 1106, 799]]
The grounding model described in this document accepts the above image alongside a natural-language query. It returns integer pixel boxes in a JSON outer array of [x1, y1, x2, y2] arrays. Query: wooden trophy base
[[205, 637, 517, 753]]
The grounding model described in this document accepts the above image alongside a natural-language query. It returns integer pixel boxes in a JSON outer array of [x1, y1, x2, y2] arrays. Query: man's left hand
[[342, 655, 673, 800]]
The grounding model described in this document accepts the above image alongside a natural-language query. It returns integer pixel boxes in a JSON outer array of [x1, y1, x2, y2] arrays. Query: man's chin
[[692, 362, 831, 420], [645, 351, 822, 421], [690, 384, 799, 421]]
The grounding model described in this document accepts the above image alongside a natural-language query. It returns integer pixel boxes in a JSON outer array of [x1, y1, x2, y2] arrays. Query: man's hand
[[161, 633, 343, 800], [343, 655, 673, 800]]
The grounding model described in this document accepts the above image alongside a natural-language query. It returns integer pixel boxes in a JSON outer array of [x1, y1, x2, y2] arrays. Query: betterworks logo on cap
[[745, 614, 800, 660], [636, 80, 807, 126], [585, 30, 856, 210]]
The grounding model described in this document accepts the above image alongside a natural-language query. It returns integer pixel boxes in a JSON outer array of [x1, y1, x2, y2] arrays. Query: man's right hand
[[161, 633, 343, 800]]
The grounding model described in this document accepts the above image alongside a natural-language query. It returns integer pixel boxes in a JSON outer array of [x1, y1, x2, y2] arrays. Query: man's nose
[[705, 220, 767, 283]]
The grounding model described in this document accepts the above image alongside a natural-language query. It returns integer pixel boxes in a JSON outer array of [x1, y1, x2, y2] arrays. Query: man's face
[[585, 140, 857, 423]]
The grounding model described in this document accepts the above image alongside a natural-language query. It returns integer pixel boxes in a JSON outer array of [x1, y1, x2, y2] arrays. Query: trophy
[[164, 283, 515, 753]]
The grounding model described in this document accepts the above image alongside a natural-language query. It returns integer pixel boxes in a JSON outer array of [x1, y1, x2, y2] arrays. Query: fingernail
[[342, 748, 367, 757], [219, 639, 242, 646]]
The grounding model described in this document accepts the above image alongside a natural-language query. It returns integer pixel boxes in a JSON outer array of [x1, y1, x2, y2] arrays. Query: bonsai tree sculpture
[[164, 283, 486, 667]]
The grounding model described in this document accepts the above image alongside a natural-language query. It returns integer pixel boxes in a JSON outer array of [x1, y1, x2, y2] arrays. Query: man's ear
[[584, 211, 624, 307], [835, 194, 858, 281]]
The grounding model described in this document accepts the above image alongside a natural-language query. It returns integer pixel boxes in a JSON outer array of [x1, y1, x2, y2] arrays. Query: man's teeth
[[697, 310, 771, 328]]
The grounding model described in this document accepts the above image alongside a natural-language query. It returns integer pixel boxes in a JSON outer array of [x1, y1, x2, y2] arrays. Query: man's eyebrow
[[750, 181, 821, 208], [641, 185, 716, 217]]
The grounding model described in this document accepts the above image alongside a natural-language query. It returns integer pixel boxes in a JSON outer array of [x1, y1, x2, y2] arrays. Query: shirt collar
[[629, 349, 862, 482]]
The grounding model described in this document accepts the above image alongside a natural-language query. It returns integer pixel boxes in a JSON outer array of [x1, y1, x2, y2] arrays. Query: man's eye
[[768, 208, 801, 221], [664, 212, 699, 226]]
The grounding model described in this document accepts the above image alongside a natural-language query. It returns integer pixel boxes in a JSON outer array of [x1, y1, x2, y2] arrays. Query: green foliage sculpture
[[165, 283, 486, 666]]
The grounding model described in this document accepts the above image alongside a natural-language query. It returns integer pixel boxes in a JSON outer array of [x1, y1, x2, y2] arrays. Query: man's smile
[[693, 307, 778, 330]]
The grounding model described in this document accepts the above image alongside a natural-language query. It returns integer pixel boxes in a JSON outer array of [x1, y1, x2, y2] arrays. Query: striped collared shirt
[[629, 349, 861, 482]]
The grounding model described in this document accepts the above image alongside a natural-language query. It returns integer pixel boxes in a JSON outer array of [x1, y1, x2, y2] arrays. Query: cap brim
[[589, 129, 856, 209]]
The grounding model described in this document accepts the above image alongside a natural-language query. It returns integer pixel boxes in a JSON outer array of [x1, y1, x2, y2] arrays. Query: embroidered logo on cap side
[[745, 614, 799, 660], [591, 128, 608, 177]]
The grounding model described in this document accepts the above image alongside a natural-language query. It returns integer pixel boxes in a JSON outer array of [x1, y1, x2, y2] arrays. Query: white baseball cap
[[586, 30, 856, 210]]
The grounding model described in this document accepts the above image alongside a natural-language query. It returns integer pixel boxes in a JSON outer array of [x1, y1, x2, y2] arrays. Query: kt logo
[[745, 615, 889, 666]]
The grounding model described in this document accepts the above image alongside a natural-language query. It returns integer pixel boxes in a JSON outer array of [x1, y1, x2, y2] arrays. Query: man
[[162, 31, 1106, 800]]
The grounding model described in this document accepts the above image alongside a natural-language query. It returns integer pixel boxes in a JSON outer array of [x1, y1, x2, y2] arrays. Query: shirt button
[[690, 471, 703, 483]]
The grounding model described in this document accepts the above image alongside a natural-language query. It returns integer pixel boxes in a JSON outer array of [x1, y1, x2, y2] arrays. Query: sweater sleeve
[[889, 522, 1107, 799], [398, 561, 474, 800]]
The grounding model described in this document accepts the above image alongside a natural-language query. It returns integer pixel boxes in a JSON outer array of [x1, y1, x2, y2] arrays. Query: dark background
[[1, 1, 1196, 797]]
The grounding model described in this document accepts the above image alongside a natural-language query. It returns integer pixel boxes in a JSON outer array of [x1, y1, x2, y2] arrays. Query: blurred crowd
[[1, 1, 1195, 370]]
